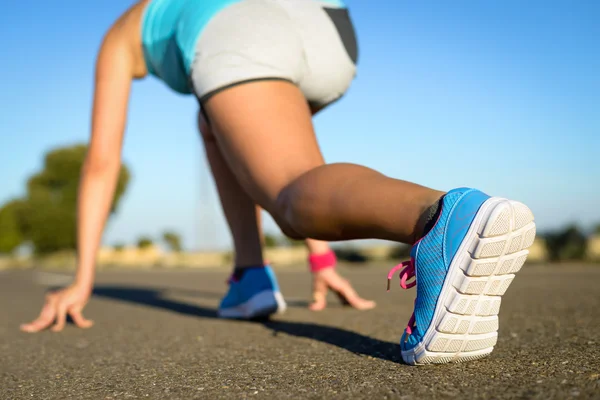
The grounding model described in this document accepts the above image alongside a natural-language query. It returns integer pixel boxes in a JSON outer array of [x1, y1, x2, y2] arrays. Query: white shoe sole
[[402, 197, 536, 365], [218, 290, 287, 319]]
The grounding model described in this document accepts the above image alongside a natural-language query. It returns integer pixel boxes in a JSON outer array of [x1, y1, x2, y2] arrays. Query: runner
[[21, 0, 536, 365]]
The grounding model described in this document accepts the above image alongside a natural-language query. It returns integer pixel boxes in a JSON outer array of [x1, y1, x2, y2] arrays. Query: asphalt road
[[1, 264, 599, 400]]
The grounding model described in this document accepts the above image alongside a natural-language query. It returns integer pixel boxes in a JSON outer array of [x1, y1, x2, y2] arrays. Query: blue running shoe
[[218, 266, 287, 319], [387, 188, 536, 365]]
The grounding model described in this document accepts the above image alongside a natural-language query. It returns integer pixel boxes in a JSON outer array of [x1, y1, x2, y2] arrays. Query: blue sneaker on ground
[[218, 266, 287, 319], [387, 188, 536, 365]]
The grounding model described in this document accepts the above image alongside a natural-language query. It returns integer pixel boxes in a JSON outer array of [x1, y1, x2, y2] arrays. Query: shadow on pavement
[[127, 286, 312, 308], [93, 286, 402, 364]]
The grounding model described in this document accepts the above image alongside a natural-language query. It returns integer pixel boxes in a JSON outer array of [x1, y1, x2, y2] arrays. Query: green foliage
[[222, 251, 233, 264], [388, 244, 411, 260], [263, 233, 279, 248], [595, 224, 600, 235], [281, 236, 304, 247], [24, 145, 130, 213], [137, 237, 153, 249], [263, 233, 303, 248], [19, 198, 78, 254], [334, 246, 368, 263], [0, 144, 130, 255], [113, 243, 125, 252], [162, 231, 182, 252], [544, 224, 588, 262], [0, 200, 26, 254]]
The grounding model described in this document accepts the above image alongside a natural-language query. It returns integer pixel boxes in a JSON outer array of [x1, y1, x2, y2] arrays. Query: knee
[[267, 197, 304, 240], [277, 221, 305, 241], [273, 185, 310, 240]]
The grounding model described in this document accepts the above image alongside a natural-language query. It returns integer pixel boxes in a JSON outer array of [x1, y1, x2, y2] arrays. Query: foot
[[218, 266, 287, 319], [387, 187, 536, 365]]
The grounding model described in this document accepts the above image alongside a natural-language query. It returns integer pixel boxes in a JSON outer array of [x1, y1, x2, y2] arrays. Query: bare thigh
[[203, 80, 325, 231]]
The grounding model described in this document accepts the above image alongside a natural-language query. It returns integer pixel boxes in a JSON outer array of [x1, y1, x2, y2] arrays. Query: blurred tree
[[113, 243, 125, 252], [544, 224, 588, 262], [10, 144, 130, 254], [334, 246, 368, 263], [388, 244, 411, 260], [281, 235, 304, 247], [263, 233, 279, 248], [137, 237, 153, 249], [162, 231, 182, 252], [222, 251, 233, 264], [0, 200, 25, 254], [595, 224, 600, 235]]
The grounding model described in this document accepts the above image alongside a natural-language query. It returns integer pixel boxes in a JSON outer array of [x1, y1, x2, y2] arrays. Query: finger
[[309, 275, 328, 311], [51, 303, 68, 332], [69, 307, 94, 329], [332, 284, 376, 310], [326, 274, 376, 310], [346, 297, 376, 310], [20, 299, 57, 333]]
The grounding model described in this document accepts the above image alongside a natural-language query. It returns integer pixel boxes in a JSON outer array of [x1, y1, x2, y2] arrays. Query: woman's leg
[[198, 110, 264, 268], [204, 102, 376, 310], [204, 80, 536, 366], [203, 80, 445, 244], [193, 0, 536, 362], [199, 109, 287, 319]]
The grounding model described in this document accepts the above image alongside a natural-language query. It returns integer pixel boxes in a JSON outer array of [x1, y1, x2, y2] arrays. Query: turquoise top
[[141, 0, 346, 94], [320, 0, 346, 6]]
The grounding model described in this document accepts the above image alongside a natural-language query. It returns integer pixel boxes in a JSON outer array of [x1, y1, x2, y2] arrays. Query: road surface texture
[[1, 264, 599, 400]]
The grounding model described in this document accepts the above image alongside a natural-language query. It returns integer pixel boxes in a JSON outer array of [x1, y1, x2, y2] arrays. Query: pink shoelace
[[387, 259, 417, 335]]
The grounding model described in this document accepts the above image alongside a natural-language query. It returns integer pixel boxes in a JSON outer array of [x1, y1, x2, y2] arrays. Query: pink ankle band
[[309, 251, 337, 273]]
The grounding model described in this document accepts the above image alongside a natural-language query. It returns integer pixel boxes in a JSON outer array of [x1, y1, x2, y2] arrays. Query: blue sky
[[1, 0, 598, 250]]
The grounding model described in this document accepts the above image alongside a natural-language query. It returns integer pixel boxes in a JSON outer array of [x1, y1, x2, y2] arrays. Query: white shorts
[[190, 0, 358, 109]]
